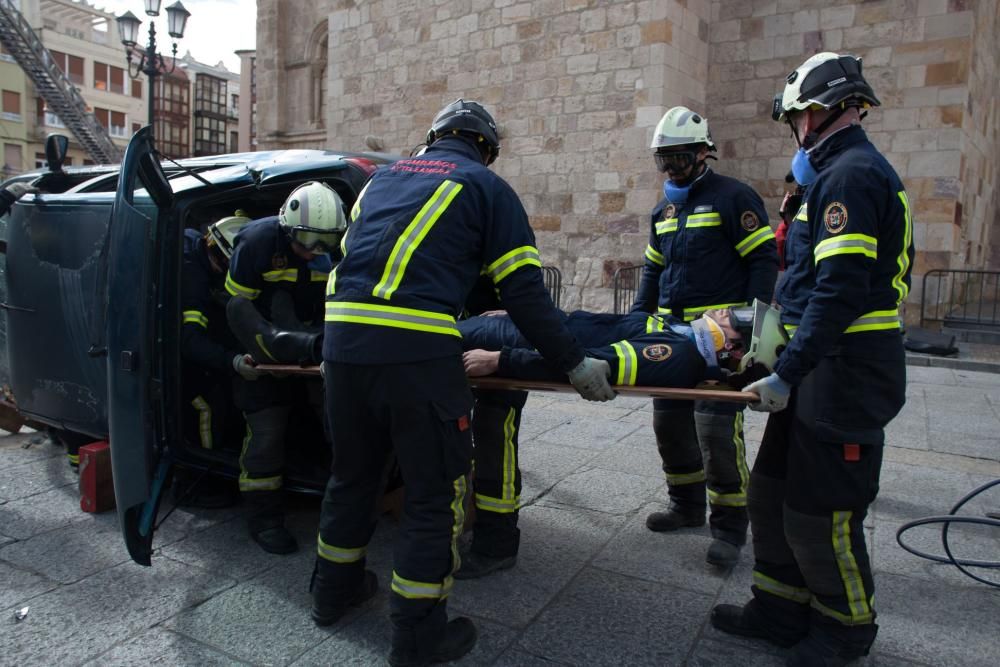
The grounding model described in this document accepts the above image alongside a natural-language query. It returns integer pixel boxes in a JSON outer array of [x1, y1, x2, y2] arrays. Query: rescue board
[[255, 365, 759, 403]]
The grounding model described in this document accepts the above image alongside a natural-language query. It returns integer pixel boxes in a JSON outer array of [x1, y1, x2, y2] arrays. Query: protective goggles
[[287, 226, 342, 254], [654, 150, 697, 173]]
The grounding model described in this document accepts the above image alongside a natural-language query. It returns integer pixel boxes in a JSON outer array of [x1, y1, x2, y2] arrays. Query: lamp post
[[116, 1, 191, 138]]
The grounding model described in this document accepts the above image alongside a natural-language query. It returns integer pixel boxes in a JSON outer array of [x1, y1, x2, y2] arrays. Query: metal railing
[[920, 269, 1000, 329], [541, 266, 562, 309], [612, 265, 643, 314]]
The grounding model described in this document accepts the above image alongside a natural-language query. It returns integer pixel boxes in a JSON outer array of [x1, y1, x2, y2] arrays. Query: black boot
[[786, 623, 877, 667], [389, 617, 478, 667], [245, 491, 298, 554], [227, 296, 321, 364], [711, 600, 805, 649], [453, 548, 516, 580], [310, 559, 378, 626], [646, 503, 706, 532], [706, 538, 741, 567]]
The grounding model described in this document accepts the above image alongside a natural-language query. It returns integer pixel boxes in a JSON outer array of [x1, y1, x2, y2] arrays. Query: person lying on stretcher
[[226, 295, 785, 389], [459, 308, 758, 388]]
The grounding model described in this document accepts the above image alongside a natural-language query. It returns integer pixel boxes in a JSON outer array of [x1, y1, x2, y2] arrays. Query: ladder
[[0, 0, 122, 164]]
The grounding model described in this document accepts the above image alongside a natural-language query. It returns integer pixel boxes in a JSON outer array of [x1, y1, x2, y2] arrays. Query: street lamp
[[116, 1, 191, 136]]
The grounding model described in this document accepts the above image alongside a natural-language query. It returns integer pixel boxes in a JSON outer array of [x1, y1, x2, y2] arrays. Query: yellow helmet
[[207, 215, 251, 260]]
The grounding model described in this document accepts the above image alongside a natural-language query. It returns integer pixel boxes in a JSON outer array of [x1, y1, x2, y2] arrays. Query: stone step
[[942, 326, 1000, 345]]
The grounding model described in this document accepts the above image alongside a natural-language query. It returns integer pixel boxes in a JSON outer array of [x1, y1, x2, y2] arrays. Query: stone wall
[[256, 0, 999, 318], [706, 0, 995, 323]]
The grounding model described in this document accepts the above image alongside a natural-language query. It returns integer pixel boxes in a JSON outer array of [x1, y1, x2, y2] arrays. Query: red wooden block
[[79, 441, 115, 513]]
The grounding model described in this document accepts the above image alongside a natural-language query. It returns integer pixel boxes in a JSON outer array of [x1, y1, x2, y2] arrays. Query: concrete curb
[[905, 352, 1000, 374]]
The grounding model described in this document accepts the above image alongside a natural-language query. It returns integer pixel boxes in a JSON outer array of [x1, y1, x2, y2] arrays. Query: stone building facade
[[256, 0, 999, 319]]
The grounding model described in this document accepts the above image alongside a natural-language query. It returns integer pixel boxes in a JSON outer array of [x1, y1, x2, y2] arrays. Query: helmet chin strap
[[798, 105, 851, 149], [670, 158, 713, 187]]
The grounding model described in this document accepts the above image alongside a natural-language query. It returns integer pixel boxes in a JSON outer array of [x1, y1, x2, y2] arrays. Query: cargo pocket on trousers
[[813, 420, 885, 510], [431, 398, 474, 483]]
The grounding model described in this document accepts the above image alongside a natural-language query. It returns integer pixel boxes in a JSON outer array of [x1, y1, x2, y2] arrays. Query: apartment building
[[179, 51, 240, 157], [0, 0, 146, 172], [234, 48, 255, 153]]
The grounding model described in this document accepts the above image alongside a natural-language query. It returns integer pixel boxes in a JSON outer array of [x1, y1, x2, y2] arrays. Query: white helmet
[[207, 214, 251, 260], [279, 181, 348, 254], [772, 52, 880, 122], [650, 106, 716, 151]]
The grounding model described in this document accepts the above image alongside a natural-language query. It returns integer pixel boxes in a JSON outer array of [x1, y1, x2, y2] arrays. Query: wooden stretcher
[[255, 364, 759, 403]]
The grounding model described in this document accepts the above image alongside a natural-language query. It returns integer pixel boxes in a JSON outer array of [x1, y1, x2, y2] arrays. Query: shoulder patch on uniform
[[740, 211, 760, 231], [662, 204, 676, 219], [823, 202, 848, 234], [642, 344, 672, 362], [693, 205, 714, 213], [271, 253, 288, 270]]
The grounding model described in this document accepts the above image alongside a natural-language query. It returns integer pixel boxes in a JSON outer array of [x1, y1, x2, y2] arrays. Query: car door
[[107, 127, 174, 566]]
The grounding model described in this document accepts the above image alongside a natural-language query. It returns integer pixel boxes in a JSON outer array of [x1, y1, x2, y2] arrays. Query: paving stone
[[0, 555, 234, 666], [538, 400, 638, 422], [291, 607, 516, 666], [450, 505, 625, 628], [0, 455, 77, 503], [927, 430, 1000, 460], [591, 502, 738, 596], [535, 414, 642, 450], [0, 432, 61, 471], [687, 638, 785, 666], [517, 568, 712, 666], [875, 571, 1000, 666], [0, 532, 11, 547], [0, 559, 58, 611], [617, 407, 655, 424], [618, 424, 656, 448], [875, 461, 972, 518], [165, 573, 331, 665], [518, 410, 575, 440], [519, 440, 597, 505], [82, 627, 250, 666], [0, 484, 89, 540], [535, 466, 662, 515], [157, 514, 291, 581], [587, 440, 666, 477], [493, 648, 574, 666], [905, 367, 956, 385], [952, 369, 1000, 388], [0, 511, 129, 583]]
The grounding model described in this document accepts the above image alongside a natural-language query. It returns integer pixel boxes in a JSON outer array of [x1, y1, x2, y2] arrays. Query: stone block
[[820, 5, 857, 29], [80, 628, 239, 667], [711, 19, 742, 43], [517, 568, 713, 665], [923, 11, 973, 39], [580, 7, 607, 33], [567, 53, 600, 74], [449, 506, 626, 628], [937, 85, 967, 105], [4, 557, 233, 666], [641, 19, 673, 45]]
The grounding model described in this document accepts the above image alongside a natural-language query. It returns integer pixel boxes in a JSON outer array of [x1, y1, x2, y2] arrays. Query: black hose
[[895, 478, 1000, 589]]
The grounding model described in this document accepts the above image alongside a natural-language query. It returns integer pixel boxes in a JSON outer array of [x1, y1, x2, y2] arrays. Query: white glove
[[567, 357, 616, 402], [743, 372, 791, 412], [232, 354, 263, 380]]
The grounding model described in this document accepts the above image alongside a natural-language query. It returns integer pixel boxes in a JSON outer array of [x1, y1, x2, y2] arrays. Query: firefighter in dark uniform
[[711, 53, 912, 667], [454, 278, 530, 580], [181, 216, 256, 450], [177, 215, 254, 504], [224, 182, 346, 554], [631, 106, 778, 567], [310, 99, 615, 666]]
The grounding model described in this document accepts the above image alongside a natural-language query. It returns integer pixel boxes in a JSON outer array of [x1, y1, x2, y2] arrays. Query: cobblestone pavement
[[2, 365, 998, 666]]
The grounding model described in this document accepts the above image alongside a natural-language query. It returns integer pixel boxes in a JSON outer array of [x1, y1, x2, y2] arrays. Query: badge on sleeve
[[642, 344, 672, 362], [663, 204, 676, 219], [740, 211, 760, 231], [823, 202, 848, 234]]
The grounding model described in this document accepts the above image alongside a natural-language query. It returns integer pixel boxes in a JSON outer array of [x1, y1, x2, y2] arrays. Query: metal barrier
[[541, 266, 562, 309], [920, 269, 1000, 329], [612, 265, 643, 314]]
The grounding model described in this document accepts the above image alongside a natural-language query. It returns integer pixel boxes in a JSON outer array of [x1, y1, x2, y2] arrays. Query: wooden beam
[[253, 364, 759, 403]]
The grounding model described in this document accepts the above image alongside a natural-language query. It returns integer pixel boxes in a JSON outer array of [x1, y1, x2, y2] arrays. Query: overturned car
[[0, 129, 394, 564]]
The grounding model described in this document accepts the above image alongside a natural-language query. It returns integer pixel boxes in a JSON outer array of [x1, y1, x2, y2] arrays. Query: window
[[2, 90, 21, 121], [132, 122, 141, 134], [131, 79, 142, 99], [110, 65, 125, 94], [93, 107, 126, 137], [94, 62, 107, 91], [35, 152, 47, 169], [230, 130, 239, 153], [4, 143, 23, 176], [83, 158, 96, 166], [0, 42, 14, 63], [36, 97, 65, 127], [50, 50, 85, 85]]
